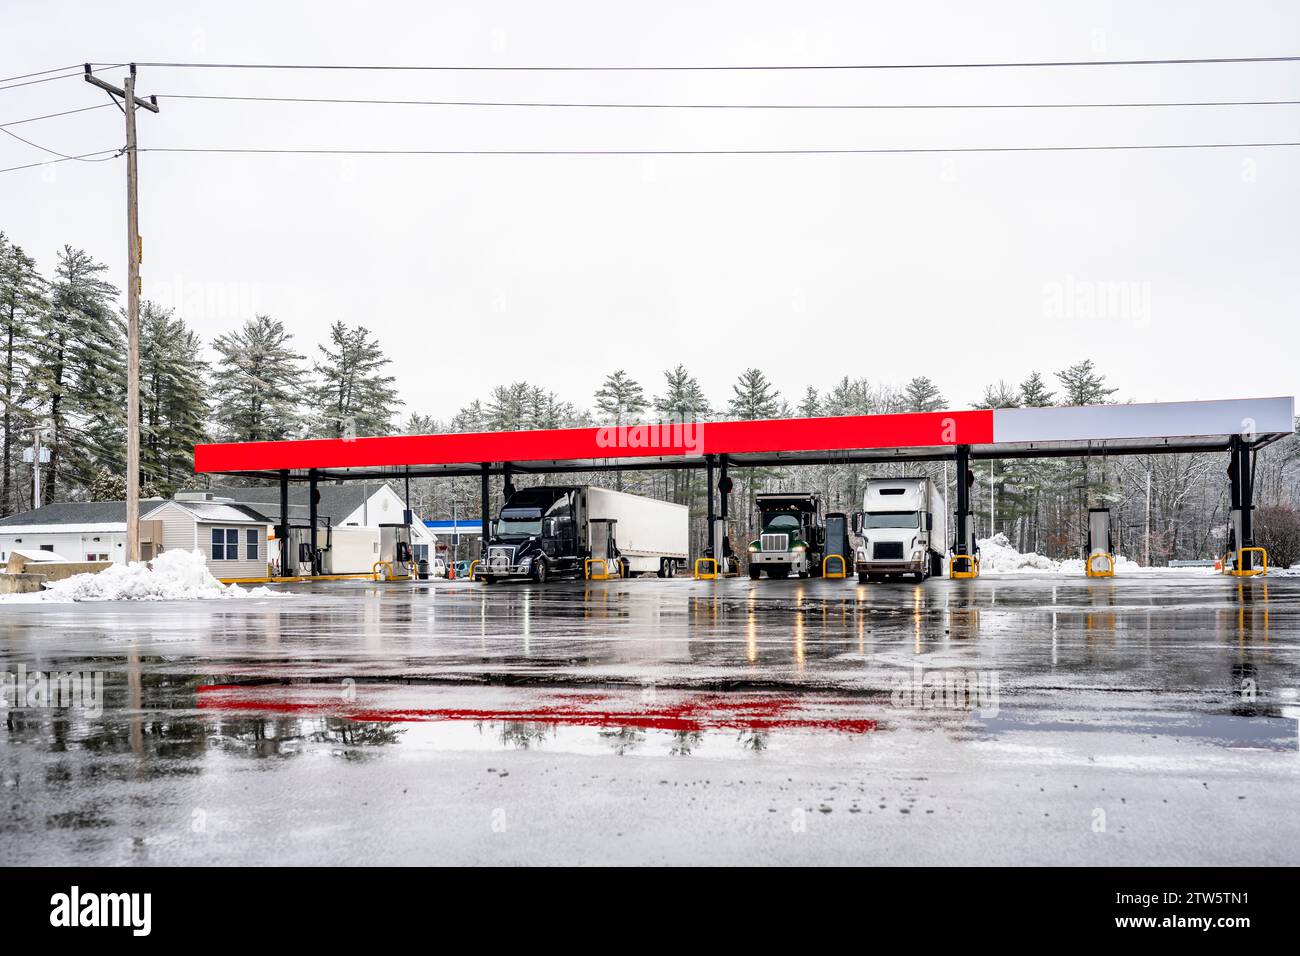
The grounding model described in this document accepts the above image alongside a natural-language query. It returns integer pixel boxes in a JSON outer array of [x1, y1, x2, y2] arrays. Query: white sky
[[2, 0, 1298, 420]]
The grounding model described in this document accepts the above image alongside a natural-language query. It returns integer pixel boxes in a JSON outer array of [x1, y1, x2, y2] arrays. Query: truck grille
[[487, 546, 515, 570], [873, 542, 904, 560], [761, 533, 789, 552]]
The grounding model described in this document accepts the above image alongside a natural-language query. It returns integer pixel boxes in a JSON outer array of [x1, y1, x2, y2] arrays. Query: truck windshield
[[497, 511, 542, 537], [761, 514, 802, 532], [862, 511, 920, 529]]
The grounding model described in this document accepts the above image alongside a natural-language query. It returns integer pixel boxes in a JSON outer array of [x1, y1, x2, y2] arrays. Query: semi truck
[[475, 484, 688, 584], [852, 477, 947, 582], [747, 492, 825, 579]]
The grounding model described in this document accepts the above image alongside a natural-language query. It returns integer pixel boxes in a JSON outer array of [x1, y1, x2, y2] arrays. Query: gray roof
[[205, 484, 374, 525], [155, 500, 270, 524], [0, 500, 134, 527]]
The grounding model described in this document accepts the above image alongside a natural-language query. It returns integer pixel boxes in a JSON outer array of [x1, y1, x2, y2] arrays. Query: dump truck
[[476, 485, 688, 583], [852, 477, 947, 581], [747, 492, 825, 579]]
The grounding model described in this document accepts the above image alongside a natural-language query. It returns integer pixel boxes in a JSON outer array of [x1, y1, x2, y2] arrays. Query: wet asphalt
[[1, 572, 1297, 865]]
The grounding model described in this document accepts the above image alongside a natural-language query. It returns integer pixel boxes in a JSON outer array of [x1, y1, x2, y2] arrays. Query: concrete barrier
[[0, 572, 48, 594], [4, 555, 113, 581]]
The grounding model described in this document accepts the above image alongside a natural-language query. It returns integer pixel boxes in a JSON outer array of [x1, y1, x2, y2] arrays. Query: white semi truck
[[852, 477, 947, 582], [476, 484, 688, 583]]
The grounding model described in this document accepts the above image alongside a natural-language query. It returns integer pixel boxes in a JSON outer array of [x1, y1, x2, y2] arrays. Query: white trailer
[[853, 478, 948, 581], [478, 484, 688, 582], [584, 486, 688, 576]]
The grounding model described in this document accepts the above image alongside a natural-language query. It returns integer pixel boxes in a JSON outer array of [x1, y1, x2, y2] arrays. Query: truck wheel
[[748, 566, 762, 580], [532, 559, 548, 584], [620, 559, 631, 579], [858, 572, 870, 584]]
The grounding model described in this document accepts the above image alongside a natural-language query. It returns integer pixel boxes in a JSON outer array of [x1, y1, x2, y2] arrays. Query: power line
[[158, 91, 1300, 111], [0, 148, 121, 174], [128, 54, 1300, 71], [0, 63, 87, 84], [0, 124, 122, 161], [0, 103, 114, 128], [0, 64, 125, 93], [138, 142, 1300, 157]]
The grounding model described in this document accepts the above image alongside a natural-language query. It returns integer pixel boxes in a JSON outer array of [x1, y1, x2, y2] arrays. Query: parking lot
[[2, 572, 1298, 865]]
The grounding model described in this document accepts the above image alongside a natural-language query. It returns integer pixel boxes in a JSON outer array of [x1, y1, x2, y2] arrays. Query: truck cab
[[852, 478, 947, 582], [480, 486, 583, 583], [747, 493, 825, 579]]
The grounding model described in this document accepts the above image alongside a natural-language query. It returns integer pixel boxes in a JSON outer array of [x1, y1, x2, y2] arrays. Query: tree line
[[4, 230, 1297, 564], [1, 233, 400, 510]]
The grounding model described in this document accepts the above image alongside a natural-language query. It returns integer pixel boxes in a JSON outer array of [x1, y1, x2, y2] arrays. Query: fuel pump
[[379, 523, 414, 578], [1085, 507, 1115, 577]]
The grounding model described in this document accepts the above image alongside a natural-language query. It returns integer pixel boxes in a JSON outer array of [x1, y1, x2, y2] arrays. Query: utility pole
[[1144, 468, 1152, 567], [84, 64, 159, 563], [21, 425, 50, 508]]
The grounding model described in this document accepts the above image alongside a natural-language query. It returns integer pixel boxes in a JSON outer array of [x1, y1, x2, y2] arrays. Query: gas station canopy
[[194, 396, 1295, 481]]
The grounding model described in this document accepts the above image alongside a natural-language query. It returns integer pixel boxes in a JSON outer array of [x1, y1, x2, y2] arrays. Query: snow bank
[[973, 533, 1189, 575], [19, 549, 283, 602]]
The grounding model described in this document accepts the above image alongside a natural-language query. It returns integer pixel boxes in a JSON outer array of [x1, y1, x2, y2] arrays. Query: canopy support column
[[718, 454, 732, 560], [705, 454, 717, 558], [278, 469, 290, 576], [1228, 435, 1256, 570], [480, 463, 491, 560], [308, 468, 319, 576], [954, 445, 976, 564]]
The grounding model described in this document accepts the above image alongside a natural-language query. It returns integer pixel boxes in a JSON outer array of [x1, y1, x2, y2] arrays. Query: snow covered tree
[[797, 386, 821, 417], [1055, 359, 1116, 406], [26, 246, 122, 502], [727, 368, 781, 420], [309, 321, 401, 438], [902, 375, 946, 413], [210, 314, 305, 442], [139, 301, 209, 495], [654, 365, 710, 423], [1018, 371, 1055, 407], [973, 380, 1020, 409], [594, 369, 647, 425], [0, 233, 45, 514]]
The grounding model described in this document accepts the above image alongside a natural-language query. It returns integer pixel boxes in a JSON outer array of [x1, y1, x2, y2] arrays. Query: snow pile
[[975, 533, 1059, 573], [35, 549, 282, 602], [974, 533, 1187, 575]]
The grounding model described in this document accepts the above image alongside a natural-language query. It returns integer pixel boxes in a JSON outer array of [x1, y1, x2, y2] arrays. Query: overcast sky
[[3, 0, 1298, 422]]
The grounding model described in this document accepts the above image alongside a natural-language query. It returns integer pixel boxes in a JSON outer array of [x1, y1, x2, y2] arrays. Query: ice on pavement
[[5, 549, 283, 602]]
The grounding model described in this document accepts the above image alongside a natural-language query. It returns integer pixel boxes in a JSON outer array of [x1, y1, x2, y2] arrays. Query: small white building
[[0, 501, 139, 565], [141, 498, 270, 579]]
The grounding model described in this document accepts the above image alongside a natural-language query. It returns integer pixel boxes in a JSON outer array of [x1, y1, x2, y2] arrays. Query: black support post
[[1228, 435, 1255, 570], [503, 462, 515, 500], [954, 445, 973, 556], [705, 455, 716, 558], [480, 463, 491, 559], [278, 469, 290, 577], [718, 454, 731, 559], [307, 468, 319, 576]]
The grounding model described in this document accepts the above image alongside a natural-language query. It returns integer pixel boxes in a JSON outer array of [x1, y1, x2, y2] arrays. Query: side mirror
[[851, 512, 863, 534], [543, 517, 557, 537], [490, 519, 498, 537], [925, 513, 933, 531]]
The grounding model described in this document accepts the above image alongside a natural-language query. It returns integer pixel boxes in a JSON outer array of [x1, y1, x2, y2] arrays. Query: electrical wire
[[156, 92, 1300, 110], [0, 64, 126, 93], [137, 142, 1300, 157], [0, 103, 115, 128], [0, 64, 87, 84], [0, 149, 122, 174], [128, 54, 1300, 71]]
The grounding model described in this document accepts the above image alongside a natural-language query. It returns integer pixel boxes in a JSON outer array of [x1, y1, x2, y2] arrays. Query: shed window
[[211, 528, 239, 560], [246, 528, 259, 560]]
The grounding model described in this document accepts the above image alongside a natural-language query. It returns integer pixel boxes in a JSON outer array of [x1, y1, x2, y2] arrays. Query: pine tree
[[309, 321, 401, 438], [0, 233, 45, 514], [727, 368, 781, 420], [654, 365, 711, 422], [902, 375, 946, 413], [26, 246, 122, 502], [139, 301, 209, 495], [210, 315, 306, 442], [1018, 371, 1055, 407], [594, 369, 647, 425], [1055, 359, 1117, 406], [798, 386, 821, 417]]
